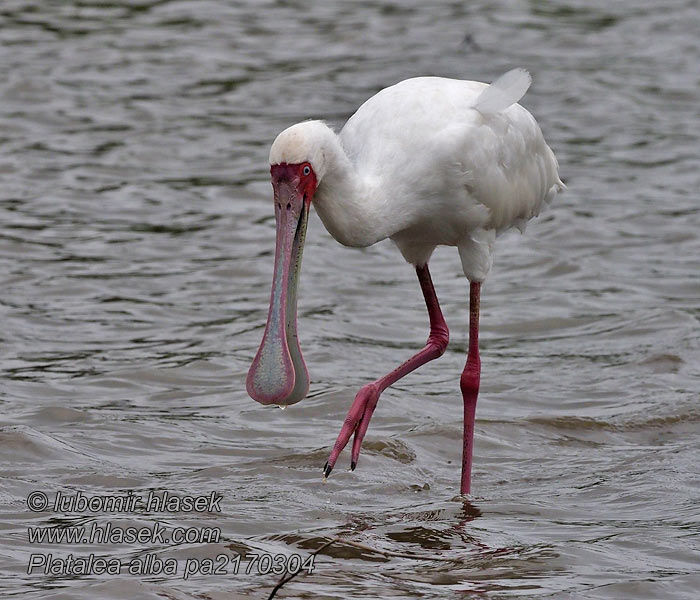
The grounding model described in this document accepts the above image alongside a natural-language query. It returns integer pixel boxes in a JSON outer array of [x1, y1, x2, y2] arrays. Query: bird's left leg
[[323, 263, 449, 478]]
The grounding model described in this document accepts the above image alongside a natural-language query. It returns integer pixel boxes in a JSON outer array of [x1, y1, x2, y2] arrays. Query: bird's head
[[246, 122, 327, 406]]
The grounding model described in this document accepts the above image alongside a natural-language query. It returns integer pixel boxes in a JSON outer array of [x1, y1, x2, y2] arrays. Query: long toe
[[350, 389, 381, 468], [324, 383, 380, 476], [324, 404, 362, 475]]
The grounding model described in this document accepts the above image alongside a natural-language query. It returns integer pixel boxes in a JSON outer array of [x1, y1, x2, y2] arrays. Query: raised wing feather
[[473, 68, 532, 115]]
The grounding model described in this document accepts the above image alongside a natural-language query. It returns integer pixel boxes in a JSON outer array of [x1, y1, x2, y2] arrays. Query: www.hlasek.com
[[26, 490, 316, 579], [28, 520, 220, 545]]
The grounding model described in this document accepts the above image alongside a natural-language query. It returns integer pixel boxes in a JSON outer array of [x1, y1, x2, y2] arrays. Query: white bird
[[247, 68, 563, 495]]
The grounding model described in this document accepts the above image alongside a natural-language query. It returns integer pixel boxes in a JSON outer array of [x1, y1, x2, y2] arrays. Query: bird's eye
[[302, 165, 311, 176]]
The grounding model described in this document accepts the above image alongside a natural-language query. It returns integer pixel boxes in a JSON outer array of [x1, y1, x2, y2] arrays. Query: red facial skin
[[270, 162, 317, 210]]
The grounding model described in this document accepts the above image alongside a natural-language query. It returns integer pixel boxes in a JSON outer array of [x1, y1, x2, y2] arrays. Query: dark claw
[[323, 461, 333, 478], [350, 461, 356, 472]]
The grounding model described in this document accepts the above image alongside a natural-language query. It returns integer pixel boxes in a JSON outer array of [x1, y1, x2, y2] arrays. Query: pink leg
[[323, 264, 449, 478], [460, 281, 481, 495]]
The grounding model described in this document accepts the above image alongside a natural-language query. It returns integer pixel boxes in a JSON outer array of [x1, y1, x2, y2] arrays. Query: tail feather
[[473, 68, 532, 115]]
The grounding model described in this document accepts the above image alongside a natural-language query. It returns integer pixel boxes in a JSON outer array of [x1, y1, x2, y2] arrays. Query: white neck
[[310, 125, 391, 248]]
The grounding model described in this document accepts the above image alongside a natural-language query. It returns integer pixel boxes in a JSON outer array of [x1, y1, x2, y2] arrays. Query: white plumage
[[269, 69, 563, 281], [253, 69, 564, 493]]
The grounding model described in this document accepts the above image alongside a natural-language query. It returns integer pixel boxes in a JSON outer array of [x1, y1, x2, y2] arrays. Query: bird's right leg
[[323, 263, 449, 478], [460, 280, 481, 495]]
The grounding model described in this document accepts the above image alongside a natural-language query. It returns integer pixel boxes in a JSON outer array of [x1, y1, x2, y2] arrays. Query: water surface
[[1, 1, 699, 598]]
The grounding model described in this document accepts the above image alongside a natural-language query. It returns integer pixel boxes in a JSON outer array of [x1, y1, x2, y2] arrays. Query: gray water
[[1, 1, 699, 598]]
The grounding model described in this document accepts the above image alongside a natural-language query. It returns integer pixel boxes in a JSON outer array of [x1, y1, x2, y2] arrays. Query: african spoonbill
[[247, 69, 564, 495]]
